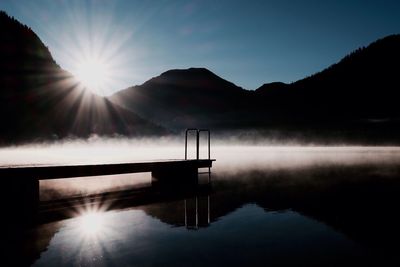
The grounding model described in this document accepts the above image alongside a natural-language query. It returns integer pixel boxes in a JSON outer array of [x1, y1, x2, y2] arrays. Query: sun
[[73, 56, 112, 96]]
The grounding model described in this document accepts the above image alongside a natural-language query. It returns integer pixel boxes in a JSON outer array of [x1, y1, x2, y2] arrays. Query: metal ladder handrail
[[198, 129, 210, 160], [184, 128, 210, 160]]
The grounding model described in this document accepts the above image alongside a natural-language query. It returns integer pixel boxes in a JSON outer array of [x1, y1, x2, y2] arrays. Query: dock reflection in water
[[4, 153, 400, 267]]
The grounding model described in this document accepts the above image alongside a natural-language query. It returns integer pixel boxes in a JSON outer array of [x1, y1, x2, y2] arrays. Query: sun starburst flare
[[73, 57, 112, 96]]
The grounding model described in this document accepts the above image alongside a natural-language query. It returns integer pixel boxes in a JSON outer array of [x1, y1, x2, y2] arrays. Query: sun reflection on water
[[78, 211, 106, 237], [66, 208, 117, 265], [70, 200, 116, 243]]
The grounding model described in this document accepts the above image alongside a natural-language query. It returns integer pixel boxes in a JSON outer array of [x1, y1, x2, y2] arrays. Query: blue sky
[[1, 0, 399, 95]]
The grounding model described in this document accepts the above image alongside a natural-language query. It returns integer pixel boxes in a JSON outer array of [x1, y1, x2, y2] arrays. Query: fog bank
[[1, 138, 400, 200]]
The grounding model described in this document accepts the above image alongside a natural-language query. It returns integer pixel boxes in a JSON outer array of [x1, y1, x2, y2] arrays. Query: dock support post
[[1, 177, 39, 221], [151, 166, 198, 186]]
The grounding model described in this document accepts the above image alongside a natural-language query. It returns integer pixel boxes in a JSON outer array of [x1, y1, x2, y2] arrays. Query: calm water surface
[[3, 146, 400, 266]]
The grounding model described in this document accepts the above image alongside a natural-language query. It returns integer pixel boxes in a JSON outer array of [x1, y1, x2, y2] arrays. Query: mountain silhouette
[[0, 11, 166, 144], [111, 35, 400, 143], [255, 34, 400, 122], [110, 68, 252, 130]]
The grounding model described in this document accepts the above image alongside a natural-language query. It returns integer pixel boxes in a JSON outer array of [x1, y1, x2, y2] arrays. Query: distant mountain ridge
[[110, 34, 400, 143], [110, 67, 252, 129], [0, 11, 166, 144], [255, 34, 400, 121]]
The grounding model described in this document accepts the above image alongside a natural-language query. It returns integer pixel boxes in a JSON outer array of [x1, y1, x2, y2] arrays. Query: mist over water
[[2, 137, 400, 167], [2, 138, 400, 200]]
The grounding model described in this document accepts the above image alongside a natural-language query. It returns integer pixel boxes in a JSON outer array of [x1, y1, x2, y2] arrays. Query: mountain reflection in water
[[3, 147, 400, 266]]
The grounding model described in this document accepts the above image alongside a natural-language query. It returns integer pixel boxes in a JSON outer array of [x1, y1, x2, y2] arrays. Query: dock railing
[[185, 128, 210, 160]]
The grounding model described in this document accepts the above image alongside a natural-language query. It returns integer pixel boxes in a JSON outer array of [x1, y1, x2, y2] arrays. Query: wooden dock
[[0, 159, 214, 180], [0, 128, 215, 221], [0, 159, 215, 220]]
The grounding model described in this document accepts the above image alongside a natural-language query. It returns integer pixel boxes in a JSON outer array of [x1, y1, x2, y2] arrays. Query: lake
[[2, 144, 400, 266]]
